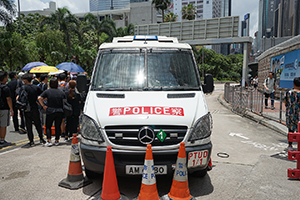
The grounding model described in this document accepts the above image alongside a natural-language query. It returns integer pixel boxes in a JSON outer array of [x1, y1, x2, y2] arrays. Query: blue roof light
[[134, 35, 158, 40]]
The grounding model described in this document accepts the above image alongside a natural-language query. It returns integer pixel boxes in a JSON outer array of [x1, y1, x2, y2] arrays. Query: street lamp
[[18, 0, 21, 34]]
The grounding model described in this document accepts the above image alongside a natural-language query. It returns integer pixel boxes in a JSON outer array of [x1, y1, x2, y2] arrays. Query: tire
[[84, 168, 101, 179], [192, 168, 207, 178]]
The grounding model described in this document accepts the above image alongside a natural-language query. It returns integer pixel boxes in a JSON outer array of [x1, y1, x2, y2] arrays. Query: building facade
[[21, 1, 56, 16], [257, 0, 300, 52], [90, 0, 135, 11]]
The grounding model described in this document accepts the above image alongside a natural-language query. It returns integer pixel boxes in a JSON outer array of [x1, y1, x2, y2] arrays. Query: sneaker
[[40, 139, 46, 144], [61, 133, 65, 138], [0, 140, 15, 147], [271, 106, 275, 110], [64, 138, 68, 142], [19, 127, 27, 133], [44, 142, 52, 147], [287, 146, 293, 151], [19, 130, 26, 134], [29, 142, 34, 146], [265, 106, 268, 109], [54, 141, 59, 146]]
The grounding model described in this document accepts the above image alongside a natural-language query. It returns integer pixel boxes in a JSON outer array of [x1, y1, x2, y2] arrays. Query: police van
[[79, 35, 214, 177]]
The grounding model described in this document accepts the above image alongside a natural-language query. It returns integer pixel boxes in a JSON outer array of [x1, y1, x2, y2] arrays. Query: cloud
[[17, 0, 89, 14], [231, 0, 259, 37], [18, 0, 49, 11]]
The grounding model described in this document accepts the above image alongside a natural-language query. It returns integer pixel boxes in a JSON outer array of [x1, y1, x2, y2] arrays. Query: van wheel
[[193, 169, 207, 178], [85, 168, 101, 179]]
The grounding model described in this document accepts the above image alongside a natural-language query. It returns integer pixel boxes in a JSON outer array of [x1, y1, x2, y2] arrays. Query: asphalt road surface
[[0, 84, 298, 200]]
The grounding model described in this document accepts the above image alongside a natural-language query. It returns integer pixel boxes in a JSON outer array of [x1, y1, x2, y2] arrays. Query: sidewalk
[[218, 93, 288, 136]]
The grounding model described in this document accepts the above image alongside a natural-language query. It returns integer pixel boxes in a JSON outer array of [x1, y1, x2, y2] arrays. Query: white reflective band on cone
[[173, 157, 188, 182], [70, 143, 80, 162], [142, 159, 156, 185]]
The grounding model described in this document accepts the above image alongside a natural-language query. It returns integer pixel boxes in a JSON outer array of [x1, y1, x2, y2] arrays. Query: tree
[[40, 7, 80, 59], [152, 0, 171, 23], [82, 14, 118, 48], [116, 23, 135, 37], [35, 28, 67, 65], [182, 4, 196, 20], [0, 0, 15, 25], [193, 47, 243, 81], [0, 31, 27, 71], [164, 12, 178, 22]]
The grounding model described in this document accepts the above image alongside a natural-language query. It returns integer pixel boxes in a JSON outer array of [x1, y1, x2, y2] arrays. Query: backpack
[[16, 86, 30, 112], [15, 79, 22, 96], [0, 84, 5, 109], [58, 82, 68, 93]]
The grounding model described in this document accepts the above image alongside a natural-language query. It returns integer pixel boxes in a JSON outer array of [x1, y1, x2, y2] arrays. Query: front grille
[[105, 125, 187, 146]]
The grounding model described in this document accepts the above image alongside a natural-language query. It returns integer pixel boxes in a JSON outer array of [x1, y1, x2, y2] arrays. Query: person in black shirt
[[38, 74, 48, 92], [7, 71, 26, 133], [38, 79, 65, 147], [0, 71, 15, 147], [19, 73, 46, 146], [64, 80, 82, 141]]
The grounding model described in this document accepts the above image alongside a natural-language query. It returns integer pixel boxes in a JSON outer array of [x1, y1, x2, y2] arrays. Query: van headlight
[[79, 115, 104, 142], [188, 113, 212, 142]]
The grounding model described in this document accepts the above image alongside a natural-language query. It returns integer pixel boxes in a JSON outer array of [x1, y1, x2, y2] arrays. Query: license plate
[[126, 165, 167, 175], [187, 150, 209, 168]]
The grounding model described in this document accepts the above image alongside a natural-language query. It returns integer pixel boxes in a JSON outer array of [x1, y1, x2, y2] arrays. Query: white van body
[[80, 35, 213, 177]]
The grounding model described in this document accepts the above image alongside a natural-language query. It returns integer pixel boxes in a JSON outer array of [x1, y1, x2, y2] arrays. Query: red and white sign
[[187, 150, 208, 168], [109, 106, 184, 116]]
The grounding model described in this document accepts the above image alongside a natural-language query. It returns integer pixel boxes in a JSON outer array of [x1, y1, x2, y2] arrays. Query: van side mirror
[[202, 74, 214, 94], [76, 74, 88, 93]]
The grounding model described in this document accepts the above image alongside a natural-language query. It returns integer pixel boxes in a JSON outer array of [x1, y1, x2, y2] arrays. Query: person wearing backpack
[[0, 71, 15, 147], [7, 71, 26, 134], [18, 73, 46, 146], [263, 72, 276, 110]]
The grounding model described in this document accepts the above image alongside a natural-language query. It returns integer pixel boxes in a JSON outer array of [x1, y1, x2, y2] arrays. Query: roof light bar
[[133, 35, 158, 40]]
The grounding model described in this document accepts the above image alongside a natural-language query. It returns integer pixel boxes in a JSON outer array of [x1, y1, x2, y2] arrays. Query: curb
[[217, 93, 288, 136]]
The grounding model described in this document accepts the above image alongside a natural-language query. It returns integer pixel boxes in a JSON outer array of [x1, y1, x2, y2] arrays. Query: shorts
[[0, 110, 10, 127]]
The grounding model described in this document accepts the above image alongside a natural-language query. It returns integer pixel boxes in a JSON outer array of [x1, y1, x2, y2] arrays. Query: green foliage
[[152, 0, 171, 22], [0, 7, 134, 74], [182, 4, 196, 20], [164, 12, 178, 22], [0, 31, 28, 71], [0, 0, 16, 25], [193, 47, 243, 81]]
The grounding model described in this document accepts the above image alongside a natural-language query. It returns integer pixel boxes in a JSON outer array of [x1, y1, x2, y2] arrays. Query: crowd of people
[[0, 70, 83, 148]]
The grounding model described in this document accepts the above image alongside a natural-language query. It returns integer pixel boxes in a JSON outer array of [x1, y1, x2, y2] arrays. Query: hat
[[18, 72, 25, 77]]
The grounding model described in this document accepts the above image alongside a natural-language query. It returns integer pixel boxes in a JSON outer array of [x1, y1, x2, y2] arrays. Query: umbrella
[[30, 66, 58, 73], [22, 62, 48, 71], [55, 62, 85, 73], [49, 70, 65, 76]]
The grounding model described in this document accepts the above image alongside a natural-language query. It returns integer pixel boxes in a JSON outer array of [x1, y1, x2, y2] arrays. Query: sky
[[15, 0, 259, 37]]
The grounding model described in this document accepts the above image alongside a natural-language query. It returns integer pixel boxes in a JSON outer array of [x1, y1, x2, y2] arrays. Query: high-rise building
[[257, 0, 300, 52], [90, 0, 139, 11], [212, 0, 231, 55], [174, 0, 213, 21]]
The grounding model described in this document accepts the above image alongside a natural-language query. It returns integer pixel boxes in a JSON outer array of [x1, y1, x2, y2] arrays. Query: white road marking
[[229, 132, 249, 140], [241, 141, 286, 151], [0, 148, 19, 156]]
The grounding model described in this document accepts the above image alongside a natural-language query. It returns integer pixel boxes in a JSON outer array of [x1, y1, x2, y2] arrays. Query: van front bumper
[[80, 142, 212, 176]]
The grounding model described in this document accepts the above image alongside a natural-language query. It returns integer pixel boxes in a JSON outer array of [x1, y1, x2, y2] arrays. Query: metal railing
[[224, 83, 286, 124]]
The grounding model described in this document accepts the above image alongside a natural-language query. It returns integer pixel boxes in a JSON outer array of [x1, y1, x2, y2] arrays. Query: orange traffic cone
[[168, 142, 192, 200], [100, 146, 121, 200], [58, 134, 92, 190], [137, 144, 160, 200]]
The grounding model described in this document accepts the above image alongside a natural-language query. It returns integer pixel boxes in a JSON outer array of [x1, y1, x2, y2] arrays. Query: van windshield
[[92, 49, 200, 91]]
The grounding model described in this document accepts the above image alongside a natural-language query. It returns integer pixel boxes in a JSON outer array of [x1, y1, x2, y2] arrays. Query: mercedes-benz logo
[[138, 126, 155, 144]]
